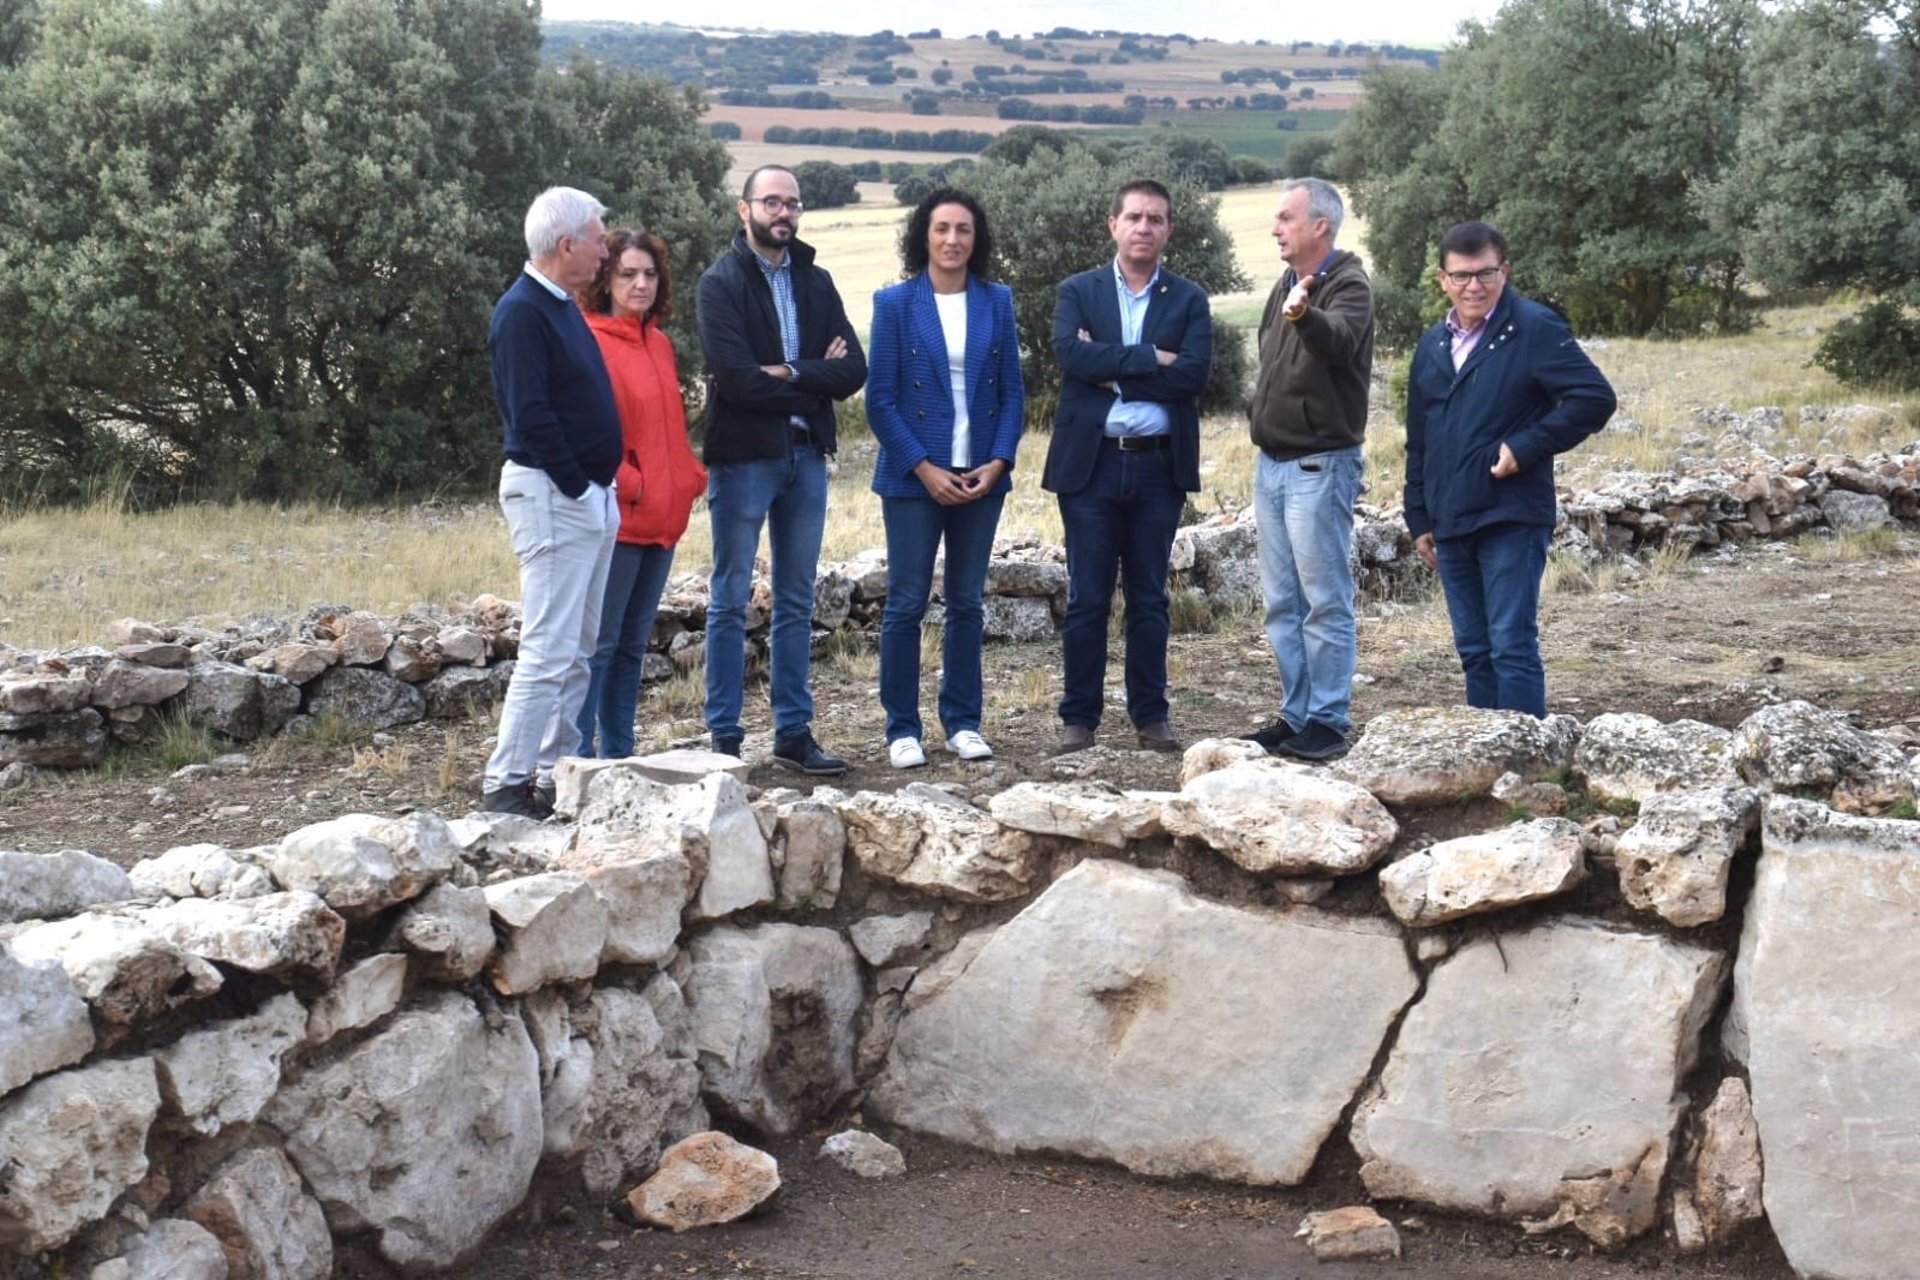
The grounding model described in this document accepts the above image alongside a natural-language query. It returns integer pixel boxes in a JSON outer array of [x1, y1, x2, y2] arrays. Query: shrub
[[1814, 300, 1920, 390], [793, 161, 859, 209]]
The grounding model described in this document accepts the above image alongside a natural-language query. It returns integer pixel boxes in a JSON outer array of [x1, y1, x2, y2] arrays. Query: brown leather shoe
[[1057, 723, 1096, 753], [1135, 721, 1183, 752]]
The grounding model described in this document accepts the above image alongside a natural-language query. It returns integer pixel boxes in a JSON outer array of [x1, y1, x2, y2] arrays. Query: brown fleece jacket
[[1247, 249, 1375, 460]]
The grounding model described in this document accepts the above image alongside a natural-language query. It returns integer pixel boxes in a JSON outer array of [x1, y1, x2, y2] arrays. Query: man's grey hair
[[524, 186, 608, 259], [1283, 176, 1344, 244]]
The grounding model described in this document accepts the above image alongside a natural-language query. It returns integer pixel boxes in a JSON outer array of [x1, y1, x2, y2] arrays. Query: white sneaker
[[945, 729, 994, 760], [889, 737, 927, 769]]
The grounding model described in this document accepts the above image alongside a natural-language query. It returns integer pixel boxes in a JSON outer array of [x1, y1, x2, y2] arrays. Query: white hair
[[1282, 176, 1344, 244], [523, 186, 607, 259]]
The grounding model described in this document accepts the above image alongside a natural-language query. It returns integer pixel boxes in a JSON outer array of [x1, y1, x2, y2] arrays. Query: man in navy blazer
[[1404, 221, 1615, 717], [1043, 179, 1213, 753]]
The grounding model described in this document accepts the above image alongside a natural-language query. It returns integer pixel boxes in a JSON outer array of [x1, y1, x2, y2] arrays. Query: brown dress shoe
[[1057, 723, 1096, 753], [1135, 721, 1183, 752]]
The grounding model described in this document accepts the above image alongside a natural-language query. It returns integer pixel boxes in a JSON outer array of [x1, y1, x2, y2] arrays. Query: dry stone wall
[[4, 699, 1920, 1277]]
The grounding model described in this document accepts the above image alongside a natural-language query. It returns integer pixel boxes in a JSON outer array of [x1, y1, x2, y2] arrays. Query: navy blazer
[[1042, 262, 1212, 495], [1403, 290, 1616, 541], [865, 273, 1025, 499]]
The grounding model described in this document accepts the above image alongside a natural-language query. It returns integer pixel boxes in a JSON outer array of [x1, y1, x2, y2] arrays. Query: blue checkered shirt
[[751, 249, 809, 433]]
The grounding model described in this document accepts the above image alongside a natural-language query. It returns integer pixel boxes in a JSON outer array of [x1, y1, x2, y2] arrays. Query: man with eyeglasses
[[1403, 220, 1615, 718], [1242, 176, 1375, 762], [696, 164, 867, 773]]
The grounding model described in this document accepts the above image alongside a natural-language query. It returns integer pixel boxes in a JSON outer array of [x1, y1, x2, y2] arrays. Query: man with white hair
[[480, 186, 621, 817]]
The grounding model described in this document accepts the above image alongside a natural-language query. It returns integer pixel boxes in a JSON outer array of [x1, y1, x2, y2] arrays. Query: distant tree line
[[716, 89, 840, 109], [762, 125, 995, 152]]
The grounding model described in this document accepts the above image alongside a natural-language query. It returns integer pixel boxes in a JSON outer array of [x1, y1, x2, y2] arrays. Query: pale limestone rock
[[683, 923, 862, 1135], [381, 634, 442, 683], [128, 844, 276, 901], [820, 1129, 905, 1178], [0, 671, 91, 714], [185, 1146, 332, 1280], [0, 945, 94, 1094], [626, 1131, 779, 1232], [1615, 786, 1759, 927], [153, 993, 305, 1136], [1335, 707, 1579, 806], [7, 914, 223, 1024], [483, 872, 607, 995], [0, 1057, 161, 1252], [176, 664, 301, 741], [105, 618, 167, 645], [1491, 770, 1570, 815], [1735, 798, 1920, 1279], [837, 786, 1040, 903], [574, 770, 772, 922], [871, 860, 1417, 1185], [445, 809, 568, 868], [140, 892, 345, 984], [987, 780, 1158, 849], [90, 660, 191, 710], [1352, 919, 1725, 1245], [578, 857, 692, 968], [90, 1219, 228, 1280], [435, 625, 488, 665], [770, 795, 845, 911], [1674, 1077, 1764, 1251], [306, 953, 408, 1045], [1732, 699, 1915, 813], [116, 642, 191, 668], [1378, 818, 1587, 926], [1574, 713, 1740, 803], [1297, 1206, 1401, 1262], [549, 756, 629, 818], [391, 882, 494, 981], [0, 847, 135, 924], [244, 643, 338, 686], [1177, 736, 1271, 786], [1161, 760, 1397, 876], [267, 990, 542, 1272], [331, 612, 392, 667], [269, 812, 459, 920], [848, 911, 934, 967]]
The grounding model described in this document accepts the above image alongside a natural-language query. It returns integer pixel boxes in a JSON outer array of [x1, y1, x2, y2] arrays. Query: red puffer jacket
[[586, 311, 708, 546]]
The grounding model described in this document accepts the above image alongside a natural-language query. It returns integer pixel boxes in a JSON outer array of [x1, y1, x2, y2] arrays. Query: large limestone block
[[683, 923, 863, 1135], [1736, 798, 1920, 1279], [574, 770, 772, 922], [1378, 818, 1587, 926], [1574, 713, 1740, 803], [1731, 699, 1915, 813], [1162, 760, 1398, 876], [1335, 707, 1579, 806], [1614, 786, 1759, 927], [0, 847, 135, 924], [140, 893, 345, 984], [91, 1219, 228, 1280], [90, 659, 191, 711], [0, 1057, 162, 1252], [870, 860, 1418, 1185], [837, 786, 1041, 902], [305, 952, 408, 1045], [483, 872, 607, 995], [553, 750, 751, 816], [129, 844, 276, 901], [266, 990, 543, 1272], [0, 671, 92, 714], [391, 882, 494, 982], [1177, 737, 1270, 786], [1351, 919, 1725, 1245], [422, 663, 512, 719], [7, 914, 223, 1024], [245, 643, 338, 686], [0, 945, 94, 1095], [269, 812, 459, 920], [177, 663, 301, 741], [186, 1146, 333, 1280], [768, 793, 845, 912], [153, 992, 306, 1136], [988, 780, 1163, 849]]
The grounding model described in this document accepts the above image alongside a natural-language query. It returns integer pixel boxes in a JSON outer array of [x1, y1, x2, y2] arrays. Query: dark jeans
[[1434, 521, 1552, 718], [879, 489, 1006, 742], [574, 541, 677, 758], [1056, 441, 1186, 729]]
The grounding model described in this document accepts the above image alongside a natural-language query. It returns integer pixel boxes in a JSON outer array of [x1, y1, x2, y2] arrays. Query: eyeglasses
[[1442, 266, 1505, 287], [753, 196, 804, 216]]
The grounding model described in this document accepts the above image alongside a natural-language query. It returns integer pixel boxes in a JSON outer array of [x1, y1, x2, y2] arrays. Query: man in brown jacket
[[1244, 177, 1375, 761]]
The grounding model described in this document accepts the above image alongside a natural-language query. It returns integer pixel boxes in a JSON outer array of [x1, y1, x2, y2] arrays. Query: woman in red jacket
[[573, 228, 708, 757]]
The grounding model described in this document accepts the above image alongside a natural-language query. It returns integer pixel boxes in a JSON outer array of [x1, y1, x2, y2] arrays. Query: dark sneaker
[[1134, 721, 1183, 752], [531, 781, 556, 819], [1057, 723, 1096, 754], [480, 781, 547, 819], [1274, 720, 1351, 761], [771, 731, 847, 776], [712, 735, 742, 759], [1244, 719, 1298, 752]]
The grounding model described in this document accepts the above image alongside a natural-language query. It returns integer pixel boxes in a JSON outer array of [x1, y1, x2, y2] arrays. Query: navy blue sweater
[[488, 271, 621, 498]]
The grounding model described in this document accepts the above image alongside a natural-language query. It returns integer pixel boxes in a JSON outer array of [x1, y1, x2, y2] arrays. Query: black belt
[[1103, 434, 1169, 452]]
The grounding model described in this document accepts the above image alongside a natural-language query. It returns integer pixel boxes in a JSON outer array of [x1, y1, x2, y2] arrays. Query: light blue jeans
[[484, 462, 617, 789], [704, 443, 828, 743], [575, 541, 678, 758], [1253, 446, 1363, 734]]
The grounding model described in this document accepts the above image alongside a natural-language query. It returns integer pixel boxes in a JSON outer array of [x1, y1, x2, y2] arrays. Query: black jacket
[[694, 231, 867, 463]]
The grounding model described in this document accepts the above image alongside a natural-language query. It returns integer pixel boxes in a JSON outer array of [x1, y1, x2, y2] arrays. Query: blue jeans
[[575, 541, 677, 758], [879, 489, 1006, 742], [1057, 442, 1186, 729], [1254, 446, 1363, 734], [705, 442, 828, 743], [1434, 521, 1552, 718]]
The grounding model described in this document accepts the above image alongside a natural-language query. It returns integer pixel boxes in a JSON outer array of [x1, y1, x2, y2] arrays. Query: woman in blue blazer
[[866, 187, 1025, 767]]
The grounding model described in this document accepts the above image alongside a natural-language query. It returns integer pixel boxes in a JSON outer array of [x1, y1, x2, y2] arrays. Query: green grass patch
[[1088, 108, 1350, 165]]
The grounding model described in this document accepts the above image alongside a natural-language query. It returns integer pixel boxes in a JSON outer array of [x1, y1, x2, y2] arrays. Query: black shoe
[[1244, 719, 1298, 752], [712, 735, 742, 759], [771, 731, 847, 776], [480, 781, 548, 819], [530, 781, 556, 819], [1274, 720, 1351, 762]]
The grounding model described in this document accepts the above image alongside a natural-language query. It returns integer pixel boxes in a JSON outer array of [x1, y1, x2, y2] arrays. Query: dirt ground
[[6, 542, 1916, 1279]]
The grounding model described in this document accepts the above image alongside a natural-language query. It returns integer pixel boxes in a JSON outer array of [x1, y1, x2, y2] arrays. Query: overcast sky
[[551, 1, 1508, 48]]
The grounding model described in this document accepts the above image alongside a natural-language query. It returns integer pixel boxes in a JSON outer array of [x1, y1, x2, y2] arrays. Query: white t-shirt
[[934, 290, 971, 469]]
